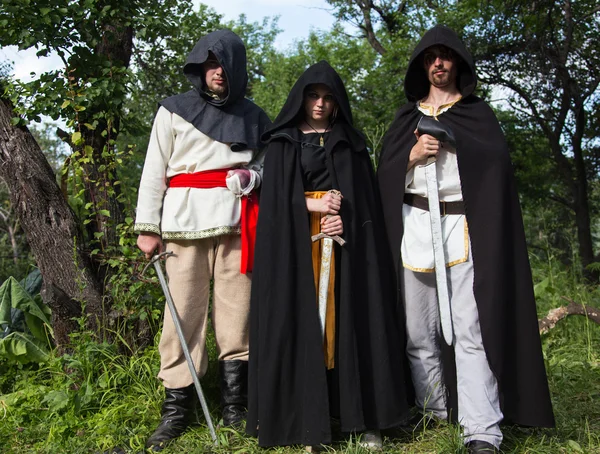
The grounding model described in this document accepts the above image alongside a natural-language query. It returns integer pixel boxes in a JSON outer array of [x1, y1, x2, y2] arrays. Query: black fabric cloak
[[247, 61, 412, 447], [159, 29, 271, 150], [377, 25, 554, 427]]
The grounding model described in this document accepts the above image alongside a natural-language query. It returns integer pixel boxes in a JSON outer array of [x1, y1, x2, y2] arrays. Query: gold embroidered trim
[[418, 96, 462, 118], [446, 219, 469, 267], [134, 223, 161, 235], [402, 217, 469, 272], [162, 226, 241, 240]]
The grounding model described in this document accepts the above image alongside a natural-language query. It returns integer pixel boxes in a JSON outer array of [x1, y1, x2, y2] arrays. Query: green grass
[[1, 268, 599, 453]]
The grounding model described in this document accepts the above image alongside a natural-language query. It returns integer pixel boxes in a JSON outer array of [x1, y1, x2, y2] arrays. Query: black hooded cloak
[[378, 25, 554, 427], [159, 29, 271, 150], [247, 61, 412, 447]]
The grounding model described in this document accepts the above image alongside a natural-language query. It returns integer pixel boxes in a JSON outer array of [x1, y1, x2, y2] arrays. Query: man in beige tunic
[[135, 29, 270, 450]]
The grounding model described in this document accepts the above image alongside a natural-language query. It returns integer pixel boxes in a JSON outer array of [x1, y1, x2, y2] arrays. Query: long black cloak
[[159, 29, 271, 150], [377, 25, 554, 427], [247, 61, 412, 447]]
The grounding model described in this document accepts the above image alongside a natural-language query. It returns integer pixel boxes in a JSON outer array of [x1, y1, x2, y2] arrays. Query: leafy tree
[[326, 0, 600, 278], [0, 0, 234, 347], [465, 0, 600, 278]]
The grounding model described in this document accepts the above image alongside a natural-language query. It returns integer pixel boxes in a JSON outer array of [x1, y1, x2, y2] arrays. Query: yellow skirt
[[305, 191, 336, 370]]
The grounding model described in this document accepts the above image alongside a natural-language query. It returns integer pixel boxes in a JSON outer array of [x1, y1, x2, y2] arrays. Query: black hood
[[159, 29, 271, 150], [263, 61, 352, 136], [262, 61, 364, 149], [183, 29, 248, 108], [404, 25, 477, 102]]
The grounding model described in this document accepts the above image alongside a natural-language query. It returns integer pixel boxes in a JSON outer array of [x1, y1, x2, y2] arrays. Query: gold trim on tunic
[[402, 219, 469, 272], [305, 190, 336, 369], [419, 97, 463, 119]]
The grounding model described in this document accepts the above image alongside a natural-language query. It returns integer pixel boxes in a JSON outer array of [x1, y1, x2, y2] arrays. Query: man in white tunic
[[135, 29, 271, 451], [378, 25, 554, 453]]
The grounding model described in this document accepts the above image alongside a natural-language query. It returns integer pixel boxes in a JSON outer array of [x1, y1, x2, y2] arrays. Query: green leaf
[[533, 277, 550, 298], [71, 131, 82, 145], [24, 312, 51, 344], [0, 282, 11, 325], [39, 7, 51, 16], [566, 440, 584, 452], [0, 331, 49, 364], [60, 100, 71, 109], [20, 268, 42, 295], [0, 277, 51, 330], [43, 390, 70, 412]]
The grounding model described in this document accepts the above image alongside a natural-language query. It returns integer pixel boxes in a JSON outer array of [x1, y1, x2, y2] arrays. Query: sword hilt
[[141, 251, 175, 276], [311, 189, 346, 246]]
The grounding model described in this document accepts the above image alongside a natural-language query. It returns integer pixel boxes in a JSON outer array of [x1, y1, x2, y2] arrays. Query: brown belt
[[404, 193, 465, 215]]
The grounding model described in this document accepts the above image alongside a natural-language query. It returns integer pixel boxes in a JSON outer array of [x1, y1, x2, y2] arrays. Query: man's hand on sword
[[137, 233, 163, 259], [408, 131, 441, 169]]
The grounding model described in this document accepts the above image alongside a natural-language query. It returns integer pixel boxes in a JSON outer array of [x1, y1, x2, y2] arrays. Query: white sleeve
[[226, 146, 266, 196], [133, 107, 173, 235]]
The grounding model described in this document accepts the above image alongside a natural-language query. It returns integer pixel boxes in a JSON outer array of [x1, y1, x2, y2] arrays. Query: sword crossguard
[[141, 251, 175, 276], [311, 232, 346, 246]]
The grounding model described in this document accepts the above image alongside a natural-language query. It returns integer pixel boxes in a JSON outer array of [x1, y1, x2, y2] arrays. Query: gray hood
[[183, 29, 248, 108], [159, 29, 271, 150]]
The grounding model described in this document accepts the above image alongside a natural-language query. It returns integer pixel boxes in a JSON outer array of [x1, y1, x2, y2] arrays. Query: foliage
[[0, 270, 52, 364], [323, 0, 600, 277], [461, 0, 600, 274], [0, 262, 599, 452], [0, 182, 33, 283]]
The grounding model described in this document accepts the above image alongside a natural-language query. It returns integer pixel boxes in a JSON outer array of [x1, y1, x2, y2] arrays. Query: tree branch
[[357, 0, 387, 55], [539, 297, 600, 334]]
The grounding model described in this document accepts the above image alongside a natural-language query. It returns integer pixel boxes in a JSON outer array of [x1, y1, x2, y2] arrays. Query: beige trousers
[[157, 236, 251, 389]]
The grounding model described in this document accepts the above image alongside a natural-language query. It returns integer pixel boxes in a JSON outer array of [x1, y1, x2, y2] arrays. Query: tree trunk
[[0, 95, 106, 350]]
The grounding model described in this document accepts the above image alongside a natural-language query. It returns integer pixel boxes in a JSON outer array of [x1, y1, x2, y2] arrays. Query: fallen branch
[[538, 296, 600, 334]]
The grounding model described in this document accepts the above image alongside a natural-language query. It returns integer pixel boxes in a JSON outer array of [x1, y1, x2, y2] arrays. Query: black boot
[[466, 440, 499, 453], [145, 384, 196, 451], [220, 360, 248, 428]]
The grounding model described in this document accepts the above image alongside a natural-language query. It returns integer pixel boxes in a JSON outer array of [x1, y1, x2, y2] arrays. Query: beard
[[428, 69, 456, 89], [207, 79, 228, 98]]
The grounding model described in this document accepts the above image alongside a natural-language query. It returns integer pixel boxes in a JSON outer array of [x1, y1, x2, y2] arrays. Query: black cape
[[159, 29, 271, 150], [377, 25, 554, 427], [247, 61, 412, 447]]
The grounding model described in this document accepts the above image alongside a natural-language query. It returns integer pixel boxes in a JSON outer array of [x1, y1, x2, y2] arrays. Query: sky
[[0, 0, 339, 82]]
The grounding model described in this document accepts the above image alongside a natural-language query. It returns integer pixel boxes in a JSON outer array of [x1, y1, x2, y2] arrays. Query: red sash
[[168, 169, 258, 274]]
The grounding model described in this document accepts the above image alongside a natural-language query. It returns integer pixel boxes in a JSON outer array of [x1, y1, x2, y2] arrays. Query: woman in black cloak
[[246, 61, 411, 449]]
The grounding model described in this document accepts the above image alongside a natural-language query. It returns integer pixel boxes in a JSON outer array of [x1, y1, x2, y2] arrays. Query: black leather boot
[[466, 440, 499, 453], [220, 360, 248, 428], [145, 384, 196, 451]]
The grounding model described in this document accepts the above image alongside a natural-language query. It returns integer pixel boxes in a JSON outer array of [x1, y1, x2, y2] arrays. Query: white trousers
[[401, 249, 503, 448]]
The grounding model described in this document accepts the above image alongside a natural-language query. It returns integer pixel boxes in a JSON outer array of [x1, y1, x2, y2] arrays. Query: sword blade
[[151, 254, 218, 444], [424, 160, 454, 346], [317, 237, 334, 339]]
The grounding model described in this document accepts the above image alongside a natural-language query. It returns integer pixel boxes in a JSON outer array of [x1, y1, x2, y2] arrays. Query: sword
[[417, 116, 457, 346], [311, 190, 345, 338], [143, 252, 218, 445]]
